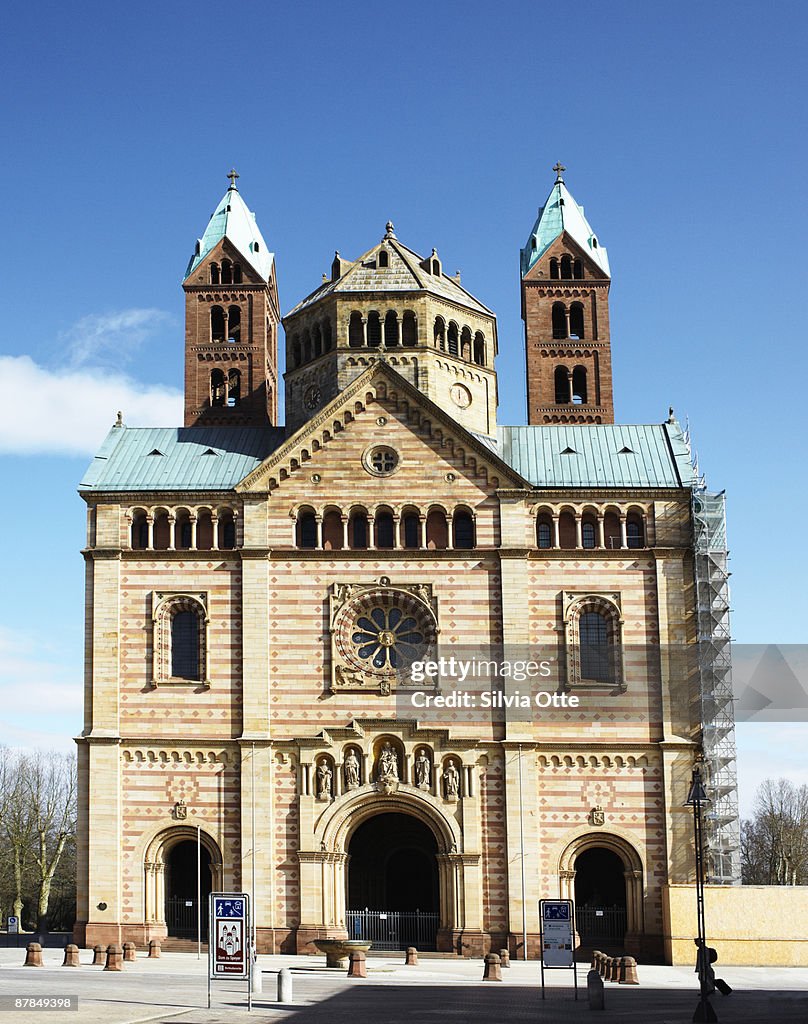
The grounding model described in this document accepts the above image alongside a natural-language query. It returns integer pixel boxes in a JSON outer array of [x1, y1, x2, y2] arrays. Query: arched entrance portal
[[164, 840, 213, 939], [347, 812, 440, 950], [573, 847, 627, 946]]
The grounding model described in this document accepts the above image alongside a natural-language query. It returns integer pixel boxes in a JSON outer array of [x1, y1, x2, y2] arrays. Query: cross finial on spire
[[553, 161, 566, 182], [227, 168, 240, 191]]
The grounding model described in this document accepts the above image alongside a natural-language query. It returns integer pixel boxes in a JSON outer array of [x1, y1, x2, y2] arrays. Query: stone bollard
[[347, 950, 367, 978], [405, 946, 418, 966], [619, 956, 640, 985], [104, 944, 123, 971], [24, 943, 43, 967], [499, 947, 511, 968], [62, 944, 80, 967], [591, 949, 603, 971], [123, 942, 136, 962], [587, 968, 605, 1010], [598, 951, 607, 977], [148, 939, 161, 959], [482, 952, 502, 982], [277, 967, 293, 1003], [608, 957, 619, 982], [92, 945, 105, 965]]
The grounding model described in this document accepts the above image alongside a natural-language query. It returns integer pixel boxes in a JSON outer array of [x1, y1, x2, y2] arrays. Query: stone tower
[[182, 171, 280, 426], [520, 165, 614, 424], [282, 222, 498, 436]]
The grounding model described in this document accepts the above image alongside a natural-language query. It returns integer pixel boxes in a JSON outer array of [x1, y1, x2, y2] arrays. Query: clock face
[[450, 383, 472, 409], [304, 384, 322, 410]]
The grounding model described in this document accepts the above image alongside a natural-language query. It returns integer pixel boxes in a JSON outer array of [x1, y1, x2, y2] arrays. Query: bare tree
[[0, 750, 34, 923], [741, 778, 808, 885], [26, 751, 77, 930]]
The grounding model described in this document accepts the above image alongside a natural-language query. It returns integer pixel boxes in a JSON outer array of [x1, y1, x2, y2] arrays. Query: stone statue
[[317, 759, 332, 801], [378, 742, 399, 782], [443, 760, 459, 800], [344, 750, 360, 789], [414, 749, 431, 790]]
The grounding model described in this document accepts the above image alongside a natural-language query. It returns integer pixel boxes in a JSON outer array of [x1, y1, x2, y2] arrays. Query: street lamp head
[[686, 764, 709, 806]]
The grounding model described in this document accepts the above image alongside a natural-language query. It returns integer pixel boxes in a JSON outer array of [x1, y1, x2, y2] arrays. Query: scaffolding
[[691, 488, 741, 883]]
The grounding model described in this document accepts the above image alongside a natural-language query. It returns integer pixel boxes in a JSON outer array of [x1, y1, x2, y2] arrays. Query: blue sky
[[1, 1, 806, 816]]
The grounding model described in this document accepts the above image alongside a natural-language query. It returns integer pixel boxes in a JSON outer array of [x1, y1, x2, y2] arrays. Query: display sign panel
[[540, 899, 574, 967], [209, 893, 250, 980]]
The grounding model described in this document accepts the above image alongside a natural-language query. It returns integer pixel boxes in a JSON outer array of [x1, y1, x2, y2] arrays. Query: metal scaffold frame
[[691, 487, 741, 884]]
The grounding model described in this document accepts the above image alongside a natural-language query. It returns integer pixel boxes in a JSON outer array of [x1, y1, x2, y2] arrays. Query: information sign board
[[7, 916, 18, 934], [540, 899, 574, 967], [208, 893, 250, 980]]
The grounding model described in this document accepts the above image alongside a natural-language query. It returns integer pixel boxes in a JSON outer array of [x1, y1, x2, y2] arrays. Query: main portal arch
[[144, 826, 223, 941]]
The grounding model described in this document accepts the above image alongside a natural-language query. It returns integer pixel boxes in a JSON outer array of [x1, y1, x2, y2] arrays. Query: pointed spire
[[520, 170, 610, 277], [185, 177, 274, 282]]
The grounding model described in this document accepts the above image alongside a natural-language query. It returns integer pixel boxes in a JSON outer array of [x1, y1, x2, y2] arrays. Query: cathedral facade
[[75, 169, 730, 961]]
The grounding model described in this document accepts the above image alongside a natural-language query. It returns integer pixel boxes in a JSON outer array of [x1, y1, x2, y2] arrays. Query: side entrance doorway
[[164, 839, 213, 939], [573, 846, 627, 945]]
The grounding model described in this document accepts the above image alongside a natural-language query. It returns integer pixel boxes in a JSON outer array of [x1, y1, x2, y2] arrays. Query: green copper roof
[[185, 183, 274, 282], [520, 177, 610, 277], [496, 422, 693, 488], [79, 425, 285, 492]]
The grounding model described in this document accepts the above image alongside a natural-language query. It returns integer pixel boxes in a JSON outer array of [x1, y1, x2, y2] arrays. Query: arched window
[[384, 311, 399, 347], [473, 332, 485, 365], [579, 611, 613, 682], [604, 511, 621, 549], [211, 369, 226, 407], [152, 511, 170, 550], [232, 263, 242, 284], [627, 514, 645, 549], [152, 594, 208, 687], [447, 322, 459, 357], [219, 511, 236, 549], [196, 510, 213, 550], [211, 306, 225, 342], [349, 311, 364, 348], [131, 511, 148, 549], [453, 509, 475, 549], [549, 257, 559, 279], [433, 316, 446, 350], [322, 319, 332, 352], [552, 302, 567, 339], [375, 509, 394, 548], [296, 510, 317, 549], [402, 311, 417, 346], [227, 306, 241, 343], [176, 511, 192, 550], [292, 339, 301, 368], [210, 263, 220, 285], [303, 331, 312, 362], [569, 302, 585, 339], [582, 520, 596, 549], [572, 366, 588, 404], [313, 324, 323, 357], [367, 311, 382, 347], [460, 327, 472, 360], [426, 509, 448, 550], [171, 611, 200, 679], [537, 516, 553, 549], [558, 510, 576, 548], [573, 258, 583, 279], [227, 369, 241, 407], [220, 259, 232, 285], [322, 510, 343, 550], [350, 510, 368, 549], [402, 512, 420, 548], [378, 249, 389, 268], [560, 254, 572, 279], [554, 366, 570, 404]]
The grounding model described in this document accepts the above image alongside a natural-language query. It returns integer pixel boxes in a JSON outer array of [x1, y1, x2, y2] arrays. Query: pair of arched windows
[[290, 320, 334, 367], [554, 365, 588, 404], [433, 318, 486, 365], [210, 368, 241, 407], [549, 254, 584, 280], [551, 302, 585, 340], [209, 259, 242, 285], [210, 305, 241, 343]]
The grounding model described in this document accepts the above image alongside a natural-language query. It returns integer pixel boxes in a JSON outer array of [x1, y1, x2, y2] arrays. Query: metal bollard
[[251, 955, 263, 994], [62, 944, 80, 967], [92, 944, 106, 965], [24, 943, 43, 967], [148, 939, 161, 958], [104, 944, 123, 971], [482, 952, 502, 981], [277, 967, 293, 1003], [499, 947, 511, 968], [405, 946, 418, 966], [347, 950, 367, 978], [123, 942, 136, 962], [619, 956, 640, 985], [587, 969, 605, 1009]]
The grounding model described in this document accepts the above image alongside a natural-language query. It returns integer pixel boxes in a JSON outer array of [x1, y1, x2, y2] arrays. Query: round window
[[365, 445, 399, 476], [334, 588, 436, 676]]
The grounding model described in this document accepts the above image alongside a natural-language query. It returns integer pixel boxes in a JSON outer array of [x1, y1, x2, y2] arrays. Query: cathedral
[[75, 167, 739, 961]]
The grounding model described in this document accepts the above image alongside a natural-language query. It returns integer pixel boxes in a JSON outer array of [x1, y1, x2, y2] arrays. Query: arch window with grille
[[152, 593, 209, 687], [565, 595, 624, 691]]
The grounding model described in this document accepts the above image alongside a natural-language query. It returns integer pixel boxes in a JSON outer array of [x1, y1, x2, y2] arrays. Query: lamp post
[[686, 761, 717, 1023]]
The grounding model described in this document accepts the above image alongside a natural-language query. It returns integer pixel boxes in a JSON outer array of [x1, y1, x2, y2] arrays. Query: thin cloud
[[62, 308, 173, 368], [0, 355, 182, 456]]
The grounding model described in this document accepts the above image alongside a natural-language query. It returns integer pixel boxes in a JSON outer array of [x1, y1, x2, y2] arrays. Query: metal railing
[[346, 910, 439, 951], [165, 896, 208, 939], [575, 905, 626, 942]]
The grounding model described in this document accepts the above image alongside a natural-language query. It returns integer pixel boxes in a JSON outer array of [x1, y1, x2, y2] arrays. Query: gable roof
[[286, 226, 494, 318], [79, 425, 285, 492], [521, 178, 610, 277], [185, 184, 274, 282]]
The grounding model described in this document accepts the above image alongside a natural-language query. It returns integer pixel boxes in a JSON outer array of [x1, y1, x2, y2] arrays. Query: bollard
[[347, 950, 367, 978], [251, 955, 262, 994], [148, 940, 161, 959], [277, 967, 293, 1003], [104, 944, 123, 971], [499, 947, 511, 968], [62, 944, 80, 967], [619, 956, 640, 985], [24, 943, 43, 967], [591, 949, 603, 971], [92, 944, 106, 966], [608, 956, 619, 982], [123, 942, 136, 962], [587, 969, 605, 1010], [597, 951, 606, 977], [482, 952, 502, 982], [405, 946, 418, 966]]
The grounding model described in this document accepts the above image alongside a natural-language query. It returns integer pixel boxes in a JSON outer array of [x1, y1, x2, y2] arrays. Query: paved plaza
[[1, 948, 807, 1023]]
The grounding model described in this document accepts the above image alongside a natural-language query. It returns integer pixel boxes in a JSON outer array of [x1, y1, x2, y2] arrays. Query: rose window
[[352, 606, 425, 669]]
